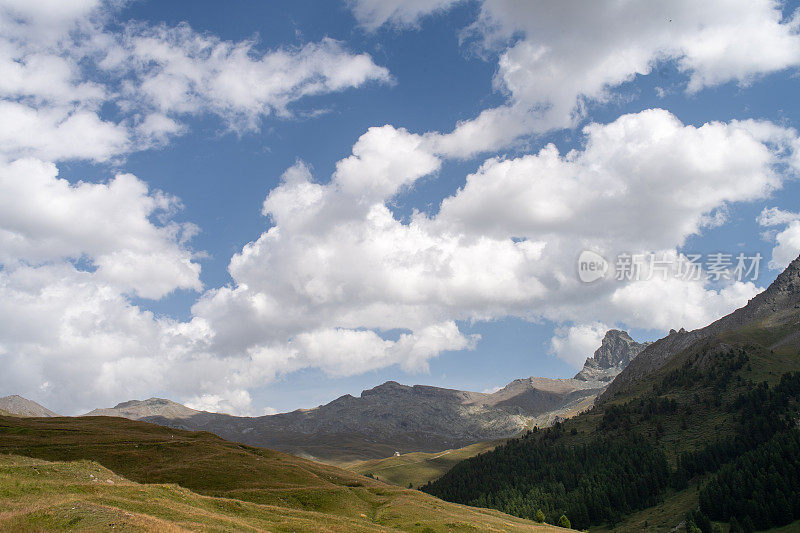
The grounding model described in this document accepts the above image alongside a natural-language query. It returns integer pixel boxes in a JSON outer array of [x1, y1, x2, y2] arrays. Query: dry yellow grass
[[0, 416, 566, 532]]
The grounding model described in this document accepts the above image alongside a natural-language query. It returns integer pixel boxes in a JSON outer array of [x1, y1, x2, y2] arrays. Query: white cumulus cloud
[[758, 207, 800, 270], [351, 0, 800, 156], [550, 323, 609, 369]]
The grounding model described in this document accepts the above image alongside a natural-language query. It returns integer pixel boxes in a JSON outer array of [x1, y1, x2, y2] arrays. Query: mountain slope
[[0, 395, 59, 417], [603, 255, 800, 400], [0, 454, 386, 532], [0, 414, 559, 532], [83, 397, 201, 419], [422, 255, 800, 531]]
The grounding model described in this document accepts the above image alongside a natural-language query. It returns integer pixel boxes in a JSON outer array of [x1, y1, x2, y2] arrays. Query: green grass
[[342, 440, 504, 489], [588, 484, 699, 532], [0, 454, 387, 532], [0, 415, 563, 532]]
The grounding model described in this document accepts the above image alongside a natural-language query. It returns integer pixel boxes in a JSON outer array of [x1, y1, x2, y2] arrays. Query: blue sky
[[2, 0, 800, 414]]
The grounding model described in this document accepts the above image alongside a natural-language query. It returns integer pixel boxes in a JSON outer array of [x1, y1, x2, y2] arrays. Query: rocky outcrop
[[0, 395, 59, 417], [574, 330, 651, 382]]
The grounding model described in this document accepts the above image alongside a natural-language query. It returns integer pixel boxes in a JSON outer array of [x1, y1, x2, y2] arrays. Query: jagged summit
[[574, 329, 651, 382], [0, 395, 59, 417]]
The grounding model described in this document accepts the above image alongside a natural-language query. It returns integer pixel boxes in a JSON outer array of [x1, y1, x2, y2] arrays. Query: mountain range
[[1, 326, 646, 462], [86, 377, 603, 462], [76, 331, 646, 462]]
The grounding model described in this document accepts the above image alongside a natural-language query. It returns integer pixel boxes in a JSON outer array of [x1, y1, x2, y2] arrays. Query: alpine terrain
[[85, 331, 645, 463], [422, 254, 800, 531]]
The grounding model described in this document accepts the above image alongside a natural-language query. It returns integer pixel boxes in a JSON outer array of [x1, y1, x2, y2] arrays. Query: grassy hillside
[[0, 414, 561, 532], [422, 307, 800, 531], [0, 454, 390, 532], [343, 440, 503, 488]]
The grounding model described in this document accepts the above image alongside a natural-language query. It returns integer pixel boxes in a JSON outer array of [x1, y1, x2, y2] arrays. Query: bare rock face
[[574, 330, 651, 382], [0, 395, 59, 417]]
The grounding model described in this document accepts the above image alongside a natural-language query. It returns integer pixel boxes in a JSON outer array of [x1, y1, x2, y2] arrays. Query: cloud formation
[[1, 0, 799, 415], [759, 207, 800, 269], [0, 158, 201, 298], [351, 0, 800, 156], [1, 107, 795, 413], [0, 0, 390, 161], [111, 25, 391, 131], [193, 110, 787, 380], [0, 0, 392, 413]]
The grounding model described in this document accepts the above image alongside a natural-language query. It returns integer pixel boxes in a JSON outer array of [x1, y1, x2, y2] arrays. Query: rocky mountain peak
[[0, 395, 59, 417], [574, 329, 651, 382], [361, 381, 410, 397], [84, 398, 200, 420], [749, 254, 800, 311], [114, 398, 172, 409]]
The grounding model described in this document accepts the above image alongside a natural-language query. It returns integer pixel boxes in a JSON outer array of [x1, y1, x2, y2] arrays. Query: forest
[[423, 349, 800, 531]]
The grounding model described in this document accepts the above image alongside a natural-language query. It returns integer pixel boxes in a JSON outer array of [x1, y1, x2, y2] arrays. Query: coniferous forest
[[422, 349, 800, 531]]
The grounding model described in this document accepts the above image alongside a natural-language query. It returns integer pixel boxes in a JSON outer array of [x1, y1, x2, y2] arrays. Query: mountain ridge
[[6, 326, 647, 463], [83, 397, 202, 420], [602, 254, 800, 401], [87, 363, 625, 461], [0, 395, 59, 417], [138, 375, 604, 461], [422, 253, 800, 531]]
